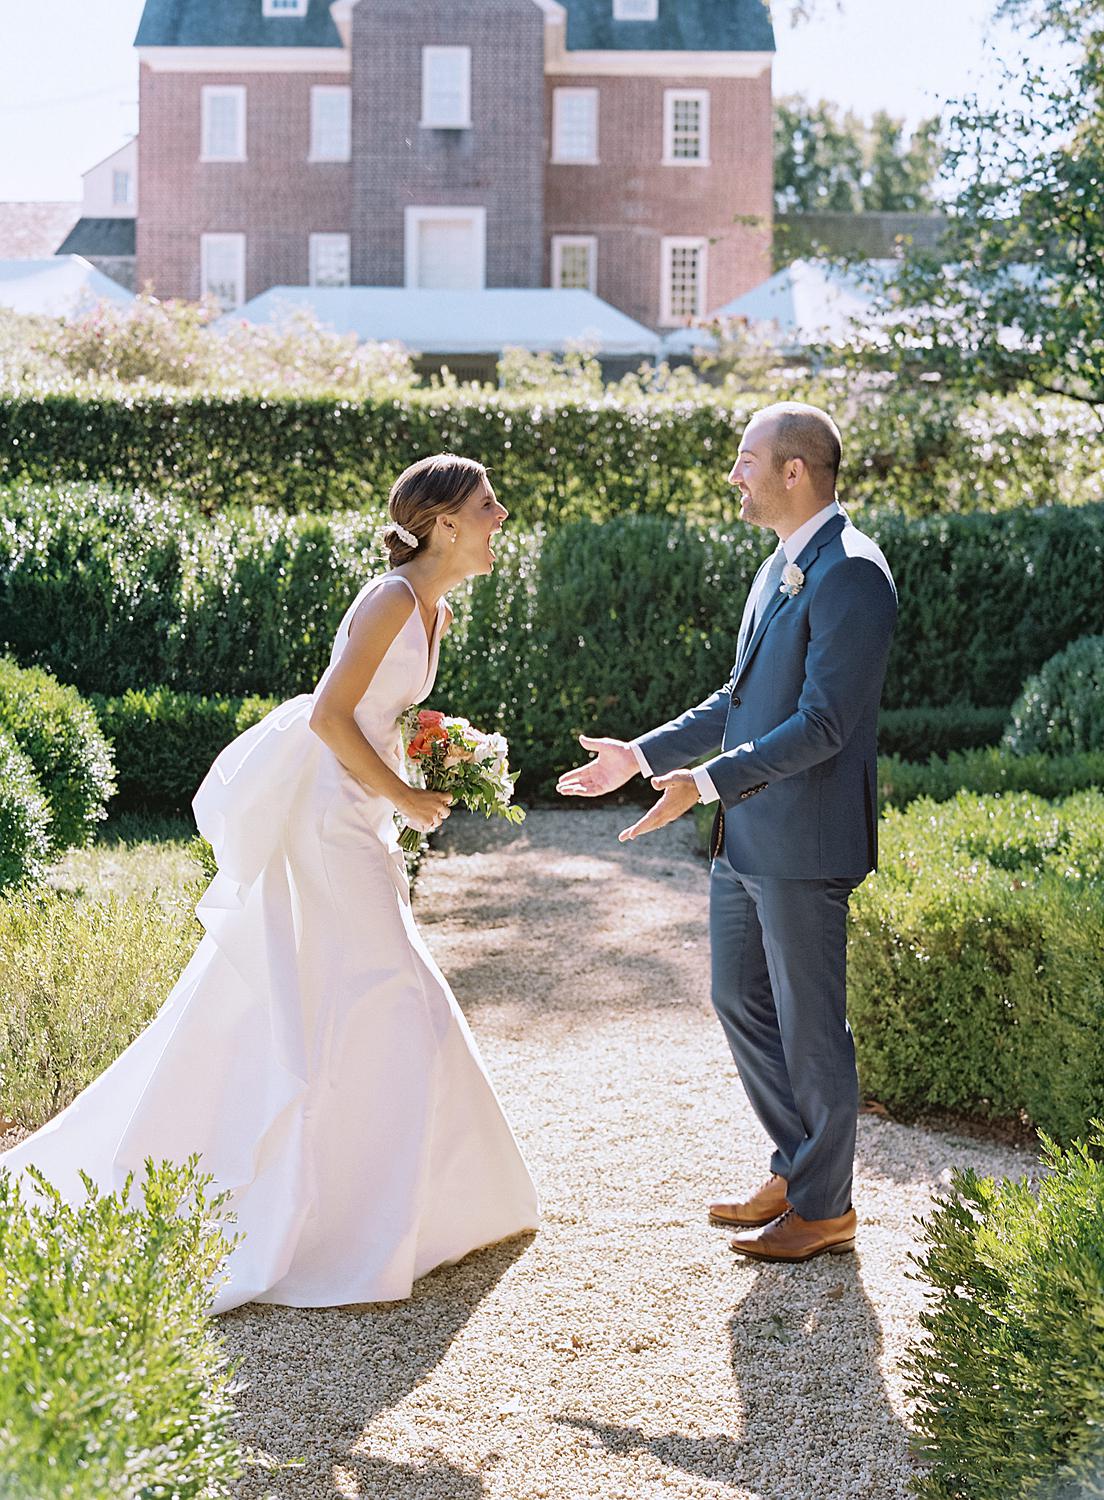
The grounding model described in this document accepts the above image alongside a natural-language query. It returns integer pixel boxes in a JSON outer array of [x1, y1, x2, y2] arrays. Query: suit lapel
[[732, 513, 847, 686]]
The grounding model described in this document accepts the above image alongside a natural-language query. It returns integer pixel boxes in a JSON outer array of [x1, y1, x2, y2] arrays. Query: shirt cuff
[[630, 741, 653, 778], [692, 766, 720, 804]]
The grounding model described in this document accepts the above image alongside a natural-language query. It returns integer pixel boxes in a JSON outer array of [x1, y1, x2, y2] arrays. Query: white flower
[[780, 562, 805, 598]]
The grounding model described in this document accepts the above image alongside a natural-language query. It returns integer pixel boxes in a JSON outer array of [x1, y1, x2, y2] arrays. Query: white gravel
[[216, 806, 1033, 1500]]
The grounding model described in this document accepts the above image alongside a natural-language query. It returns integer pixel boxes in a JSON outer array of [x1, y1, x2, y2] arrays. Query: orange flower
[[407, 732, 430, 759]]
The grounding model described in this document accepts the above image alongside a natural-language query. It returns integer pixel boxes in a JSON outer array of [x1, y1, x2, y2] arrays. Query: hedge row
[[3, 486, 1099, 791], [0, 385, 1100, 523], [849, 791, 1104, 1142], [878, 747, 1104, 809]]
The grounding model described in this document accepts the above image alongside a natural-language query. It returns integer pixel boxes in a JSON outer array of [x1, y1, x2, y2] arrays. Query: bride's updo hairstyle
[[381, 453, 489, 567]]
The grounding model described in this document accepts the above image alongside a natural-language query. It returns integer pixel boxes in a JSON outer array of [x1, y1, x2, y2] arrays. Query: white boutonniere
[[780, 562, 805, 598]]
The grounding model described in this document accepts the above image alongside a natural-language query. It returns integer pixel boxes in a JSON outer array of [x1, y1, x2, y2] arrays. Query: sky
[[0, 0, 1054, 202]]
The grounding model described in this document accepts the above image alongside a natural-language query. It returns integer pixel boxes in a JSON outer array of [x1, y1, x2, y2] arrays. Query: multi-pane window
[[309, 233, 351, 287], [663, 90, 710, 165], [661, 237, 707, 324], [552, 236, 597, 294], [310, 86, 351, 161], [421, 46, 472, 129], [201, 86, 246, 161], [613, 0, 659, 18], [552, 88, 598, 164], [262, 0, 308, 15], [112, 169, 133, 207], [201, 233, 245, 312]]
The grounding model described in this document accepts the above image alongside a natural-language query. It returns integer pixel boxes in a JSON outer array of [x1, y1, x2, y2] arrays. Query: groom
[[558, 401, 897, 1263]]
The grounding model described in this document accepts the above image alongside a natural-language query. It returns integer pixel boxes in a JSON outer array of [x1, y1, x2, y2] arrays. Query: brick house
[[133, 0, 775, 330]]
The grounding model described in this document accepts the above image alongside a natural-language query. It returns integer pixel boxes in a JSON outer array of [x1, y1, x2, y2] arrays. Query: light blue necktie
[[737, 546, 787, 671]]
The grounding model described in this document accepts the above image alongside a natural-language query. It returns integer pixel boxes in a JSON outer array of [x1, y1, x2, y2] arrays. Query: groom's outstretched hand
[[618, 770, 700, 843], [556, 735, 638, 798]]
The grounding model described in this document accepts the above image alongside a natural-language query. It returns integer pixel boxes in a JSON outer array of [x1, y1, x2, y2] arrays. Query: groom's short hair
[[757, 403, 842, 491]]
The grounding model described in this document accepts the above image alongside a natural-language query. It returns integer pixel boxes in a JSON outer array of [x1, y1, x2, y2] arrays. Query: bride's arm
[[308, 583, 452, 829]]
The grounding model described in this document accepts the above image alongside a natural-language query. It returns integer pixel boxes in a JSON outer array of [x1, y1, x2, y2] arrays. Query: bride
[[0, 453, 539, 1313]]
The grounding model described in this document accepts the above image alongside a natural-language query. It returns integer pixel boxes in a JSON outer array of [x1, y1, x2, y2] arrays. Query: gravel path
[[222, 807, 1031, 1500]]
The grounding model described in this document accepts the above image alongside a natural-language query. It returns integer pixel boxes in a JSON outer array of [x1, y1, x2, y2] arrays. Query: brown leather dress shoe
[[729, 1206, 857, 1262], [708, 1173, 791, 1229]]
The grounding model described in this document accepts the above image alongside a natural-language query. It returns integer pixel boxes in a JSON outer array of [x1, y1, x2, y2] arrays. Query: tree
[[880, 0, 1104, 409], [774, 97, 944, 214]]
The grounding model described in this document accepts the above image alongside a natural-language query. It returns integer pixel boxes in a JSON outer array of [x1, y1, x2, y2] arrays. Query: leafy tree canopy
[[879, 0, 1104, 409], [775, 97, 944, 214]]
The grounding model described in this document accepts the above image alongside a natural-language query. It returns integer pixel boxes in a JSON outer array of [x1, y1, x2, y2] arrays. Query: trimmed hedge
[[0, 1156, 243, 1499], [0, 384, 1100, 522], [3, 487, 1104, 790], [0, 657, 115, 852], [877, 705, 1005, 761], [907, 1130, 1104, 1500], [0, 733, 51, 890], [92, 688, 278, 814], [878, 747, 1104, 809], [1004, 633, 1104, 756], [849, 791, 1104, 1141]]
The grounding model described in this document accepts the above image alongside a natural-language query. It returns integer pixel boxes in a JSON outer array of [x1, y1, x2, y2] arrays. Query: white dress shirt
[[631, 500, 845, 802]]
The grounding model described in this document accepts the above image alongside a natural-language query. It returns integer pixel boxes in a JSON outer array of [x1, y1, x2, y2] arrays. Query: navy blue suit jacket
[[637, 513, 898, 880]]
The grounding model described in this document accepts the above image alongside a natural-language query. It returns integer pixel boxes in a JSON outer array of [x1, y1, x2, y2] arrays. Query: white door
[[406, 208, 485, 290]]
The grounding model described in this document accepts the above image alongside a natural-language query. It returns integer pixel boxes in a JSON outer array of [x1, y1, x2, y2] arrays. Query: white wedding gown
[[0, 574, 539, 1313]]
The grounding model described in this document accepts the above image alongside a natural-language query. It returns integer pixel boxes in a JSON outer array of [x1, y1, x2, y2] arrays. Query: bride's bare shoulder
[[347, 575, 416, 640]]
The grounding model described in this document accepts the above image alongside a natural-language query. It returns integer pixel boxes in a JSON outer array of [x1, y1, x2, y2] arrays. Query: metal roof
[[0, 257, 135, 317], [227, 286, 661, 355]]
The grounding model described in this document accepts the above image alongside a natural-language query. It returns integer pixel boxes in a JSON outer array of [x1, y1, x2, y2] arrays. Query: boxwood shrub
[[92, 688, 278, 815], [1003, 633, 1104, 756], [849, 791, 1104, 1141], [0, 733, 51, 890], [876, 706, 1006, 761], [0, 1156, 243, 1499], [0, 657, 115, 852], [907, 1128, 1104, 1500]]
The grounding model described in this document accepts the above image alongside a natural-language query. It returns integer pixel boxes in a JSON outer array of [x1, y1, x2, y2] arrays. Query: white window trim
[[663, 88, 711, 167], [309, 84, 351, 162], [420, 46, 472, 130], [200, 232, 246, 311], [309, 232, 351, 287], [551, 234, 598, 294], [613, 0, 659, 18], [659, 235, 708, 326], [262, 0, 308, 15], [551, 87, 599, 165], [404, 206, 487, 289], [200, 85, 246, 162]]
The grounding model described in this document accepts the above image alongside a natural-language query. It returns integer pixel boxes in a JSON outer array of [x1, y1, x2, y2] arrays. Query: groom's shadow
[[220, 1233, 534, 1499], [561, 1253, 914, 1499]]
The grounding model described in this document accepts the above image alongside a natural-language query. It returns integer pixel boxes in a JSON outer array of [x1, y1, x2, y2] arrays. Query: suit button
[[731, 695, 741, 707]]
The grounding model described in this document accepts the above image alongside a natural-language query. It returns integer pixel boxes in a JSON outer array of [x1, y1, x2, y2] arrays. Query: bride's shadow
[[221, 1233, 534, 1499], [560, 1253, 914, 1499]]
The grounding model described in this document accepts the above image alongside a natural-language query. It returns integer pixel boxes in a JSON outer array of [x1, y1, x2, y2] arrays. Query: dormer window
[[262, 0, 308, 16], [613, 0, 658, 19]]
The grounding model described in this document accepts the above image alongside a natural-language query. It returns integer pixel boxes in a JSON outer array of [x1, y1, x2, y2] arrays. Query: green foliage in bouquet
[[0, 1156, 243, 1500], [0, 732, 51, 890], [906, 1128, 1104, 1500], [1004, 634, 1104, 756], [93, 687, 278, 814], [398, 707, 526, 854], [0, 887, 200, 1129], [0, 657, 115, 853], [849, 791, 1104, 1141]]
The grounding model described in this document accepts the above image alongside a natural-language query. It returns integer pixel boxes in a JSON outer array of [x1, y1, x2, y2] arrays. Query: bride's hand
[[401, 787, 454, 832]]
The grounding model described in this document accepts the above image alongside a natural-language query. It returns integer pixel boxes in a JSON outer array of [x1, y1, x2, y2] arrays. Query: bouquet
[[397, 707, 526, 853]]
